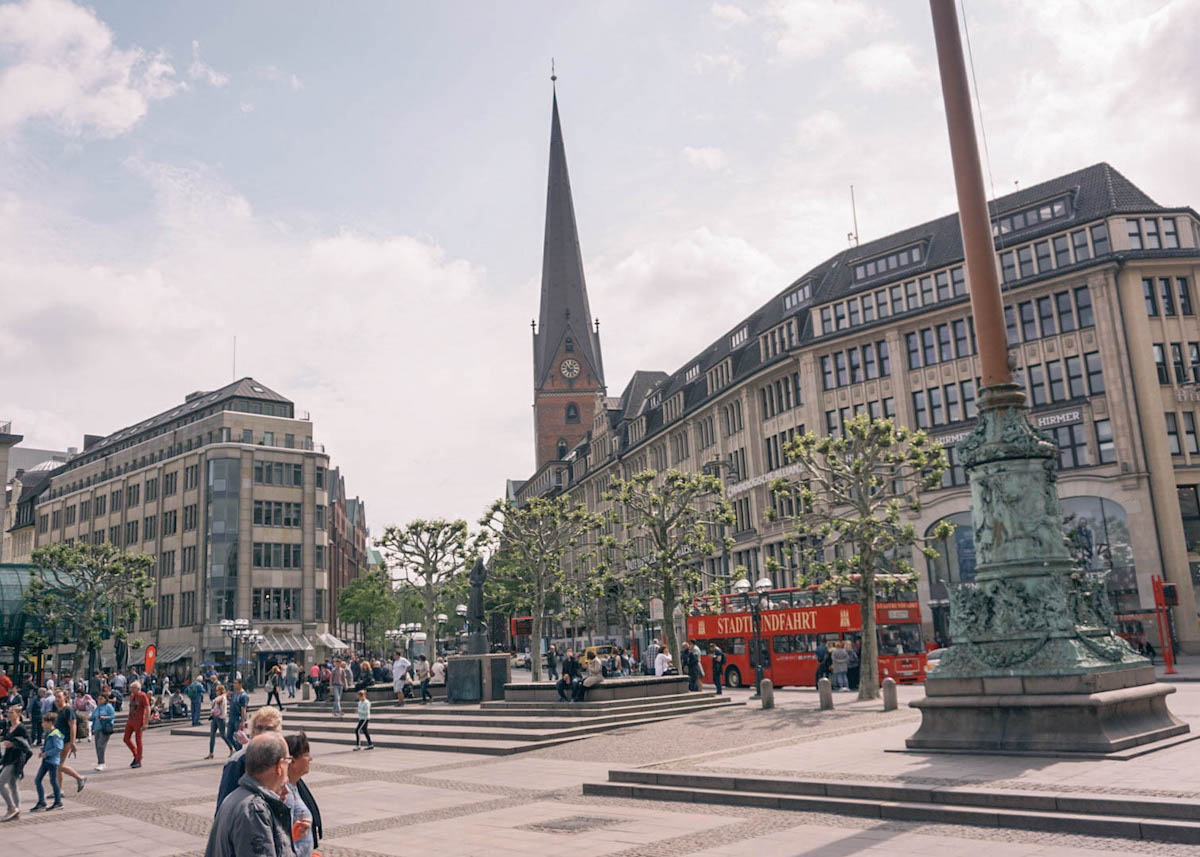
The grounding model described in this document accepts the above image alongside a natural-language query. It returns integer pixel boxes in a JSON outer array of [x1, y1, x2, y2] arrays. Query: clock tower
[[531, 82, 605, 470]]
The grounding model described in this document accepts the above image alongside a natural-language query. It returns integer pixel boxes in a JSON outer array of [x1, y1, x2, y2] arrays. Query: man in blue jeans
[[187, 675, 205, 726], [31, 713, 63, 811], [226, 679, 249, 747]]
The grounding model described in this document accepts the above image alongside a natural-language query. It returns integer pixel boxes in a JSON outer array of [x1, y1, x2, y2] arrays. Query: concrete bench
[[503, 675, 691, 703]]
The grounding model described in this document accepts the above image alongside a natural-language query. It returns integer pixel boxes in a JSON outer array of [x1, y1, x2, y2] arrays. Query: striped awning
[[317, 632, 349, 650], [127, 644, 196, 666], [255, 633, 313, 653]]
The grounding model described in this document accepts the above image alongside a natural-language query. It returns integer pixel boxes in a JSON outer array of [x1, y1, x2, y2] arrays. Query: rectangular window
[[145, 478, 157, 502], [1166, 412, 1182, 455], [891, 285, 905, 315], [951, 266, 966, 297], [906, 333, 922, 370], [928, 387, 944, 426], [111, 490, 122, 511], [1085, 351, 1105, 394], [125, 520, 138, 545], [1029, 363, 1047, 406], [1144, 277, 1159, 315], [143, 515, 156, 541], [1047, 360, 1065, 402], [1191, 343, 1200, 383], [95, 495, 106, 516], [163, 471, 177, 496], [1127, 218, 1142, 250], [820, 307, 832, 333], [1065, 355, 1085, 398], [1163, 217, 1179, 249], [822, 356, 834, 390], [1055, 424, 1091, 469], [1053, 234, 1071, 267], [920, 276, 934, 305], [1005, 306, 1019, 345], [834, 303, 846, 330], [1161, 277, 1177, 316], [863, 342, 878, 380], [847, 347, 862, 383], [127, 484, 139, 508], [1095, 419, 1116, 464], [1019, 301, 1038, 341], [825, 410, 839, 436], [878, 340, 890, 376], [1174, 342, 1189, 383], [953, 319, 970, 358], [1072, 229, 1091, 261], [159, 550, 175, 577], [962, 379, 977, 419], [944, 384, 962, 423], [1154, 344, 1170, 384], [1144, 218, 1160, 250], [315, 467, 325, 489], [1037, 296, 1057, 336], [1056, 291, 1077, 332], [937, 324, 952, 362], [1017, 246, 1035, 278], [912, 392, 928, 429], [935, 272, 950, 302], [1090, 222, 1110, 255], [847, 299, 860, 326], [861, 296, 875, 323], [905, 280, 919, 309], [834, 351, 848, 386], [1035, 241, 1052, 272], [921, 328, 936, 366], [1179, 277, 1195, 316], [1075, 286, 1094, 328], [1000, 251, 1017, 283], [1186, 413, 1200, 455]]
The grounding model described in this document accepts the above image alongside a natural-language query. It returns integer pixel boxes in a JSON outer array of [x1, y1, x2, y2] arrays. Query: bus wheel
[[725, 667, 742, 689]]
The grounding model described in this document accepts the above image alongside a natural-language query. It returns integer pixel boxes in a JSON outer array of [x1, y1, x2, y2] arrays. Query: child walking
[[353, 689, 373, 750], [31, 713, 63, 811]]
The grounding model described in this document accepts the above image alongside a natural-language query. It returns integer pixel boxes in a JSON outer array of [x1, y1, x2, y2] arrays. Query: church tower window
[[557, 439, 569, 460]]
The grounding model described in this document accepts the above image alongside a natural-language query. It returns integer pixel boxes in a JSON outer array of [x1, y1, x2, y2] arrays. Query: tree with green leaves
[[769, 415, 952, 700], [606, 469, 734, 669], [478, 495, 609, 681], [28, 542, 154, 678], [336, 563, 400, 655], [376, 519, 471, 653]]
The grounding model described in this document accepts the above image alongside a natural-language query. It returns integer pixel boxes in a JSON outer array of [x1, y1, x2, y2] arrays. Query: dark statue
[[467, 555, 487, 635]]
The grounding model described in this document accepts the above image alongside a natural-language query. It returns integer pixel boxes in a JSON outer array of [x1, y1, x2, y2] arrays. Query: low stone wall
[[503, 675, 691, 703]]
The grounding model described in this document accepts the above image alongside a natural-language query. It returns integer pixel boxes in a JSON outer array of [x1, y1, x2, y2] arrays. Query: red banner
[[144, 644, 157, 675]]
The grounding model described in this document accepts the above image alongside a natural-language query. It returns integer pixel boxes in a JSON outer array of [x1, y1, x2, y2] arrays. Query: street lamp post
[[734, 576, 773, 697], [455, 604, 468, 650], [436, 614, 448, 657]]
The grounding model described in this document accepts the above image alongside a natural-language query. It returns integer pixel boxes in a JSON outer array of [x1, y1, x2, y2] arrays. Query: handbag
[[100, 719, 114, 735]]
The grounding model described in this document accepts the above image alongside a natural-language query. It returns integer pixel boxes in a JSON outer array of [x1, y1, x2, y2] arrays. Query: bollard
[[818, 677, 833, 710], [882, 677, 897, 712], [302, 682, 311, 701], [760, 679, 775, 710]]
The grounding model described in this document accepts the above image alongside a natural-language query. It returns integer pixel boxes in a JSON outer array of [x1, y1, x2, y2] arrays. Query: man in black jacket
[[205, 734, 293, 857], [556, 650, 581, 701]]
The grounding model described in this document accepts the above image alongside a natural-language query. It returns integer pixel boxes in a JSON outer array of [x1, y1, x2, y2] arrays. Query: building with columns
[[510, 100, 1200, 653], [8, 378, 366, 675]]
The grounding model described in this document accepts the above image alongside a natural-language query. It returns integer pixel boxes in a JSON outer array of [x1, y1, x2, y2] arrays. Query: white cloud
[[795, 109, 845, 149], [258, 64, 303, 91], [710, 3, 749, 26], [239, 101, 255, 113], [188, 40, 229, 87], [0, 0, 181, 137], [682, 145, 729, 171], [843, 42, 926, 91], [694, 51, 746, 81], [766, 0, 889, 62]]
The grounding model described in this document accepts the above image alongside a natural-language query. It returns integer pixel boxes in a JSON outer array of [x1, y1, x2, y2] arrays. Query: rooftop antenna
[[594, 318, 600, 334], [848, 184, 860, 247], [551, 58, 556, 84]]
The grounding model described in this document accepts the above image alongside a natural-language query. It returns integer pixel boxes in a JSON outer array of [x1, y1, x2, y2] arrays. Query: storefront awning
[[157, 644, 197, 665], [255, 633, 313, 653], [316, 632, 349, 650]]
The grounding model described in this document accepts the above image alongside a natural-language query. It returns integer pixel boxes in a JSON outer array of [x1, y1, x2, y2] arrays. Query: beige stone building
[[515, 161, 1200, 653], [17, 378, 358, 675]]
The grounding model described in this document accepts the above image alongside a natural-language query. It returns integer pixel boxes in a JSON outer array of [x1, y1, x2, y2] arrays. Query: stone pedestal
[[907, 385, 1187, 755], [446, 653, 509, 704]]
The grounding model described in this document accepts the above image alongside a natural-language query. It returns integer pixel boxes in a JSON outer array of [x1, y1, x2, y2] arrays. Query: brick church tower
[[531, 83, 605, 469]]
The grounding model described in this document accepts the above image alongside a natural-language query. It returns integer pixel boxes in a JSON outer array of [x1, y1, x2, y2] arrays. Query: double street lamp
[[733, 576, 773, 697], [219, 618, 264, 686]]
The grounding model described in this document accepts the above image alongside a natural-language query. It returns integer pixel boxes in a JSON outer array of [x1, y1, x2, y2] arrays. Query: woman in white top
[[654, 650, 672, 676]]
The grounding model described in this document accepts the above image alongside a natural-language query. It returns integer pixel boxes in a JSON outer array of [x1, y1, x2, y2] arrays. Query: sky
[[2, 0, 1198, 535]]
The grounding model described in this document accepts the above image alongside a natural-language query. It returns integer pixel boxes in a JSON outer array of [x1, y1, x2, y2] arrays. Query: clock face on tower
[[560, 359, 581, 379]]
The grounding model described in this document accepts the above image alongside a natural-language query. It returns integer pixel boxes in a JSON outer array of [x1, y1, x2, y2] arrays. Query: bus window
[[879, 624, 923, 654], [773, 635, 792, 654]]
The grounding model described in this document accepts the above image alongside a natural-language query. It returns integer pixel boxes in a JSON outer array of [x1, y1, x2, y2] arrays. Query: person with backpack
[[0, 705, 32, 821], [187, 676, 206, 726]]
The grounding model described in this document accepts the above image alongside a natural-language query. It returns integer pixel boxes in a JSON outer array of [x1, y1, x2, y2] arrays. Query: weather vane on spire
[[551, 58, 556, 83]]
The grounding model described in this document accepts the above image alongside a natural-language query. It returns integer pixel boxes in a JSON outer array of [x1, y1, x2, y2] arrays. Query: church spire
[[533, 80, 604, 388]]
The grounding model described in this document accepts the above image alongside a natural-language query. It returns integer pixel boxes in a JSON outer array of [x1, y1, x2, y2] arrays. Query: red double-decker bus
[[686, 587, 928, 689]]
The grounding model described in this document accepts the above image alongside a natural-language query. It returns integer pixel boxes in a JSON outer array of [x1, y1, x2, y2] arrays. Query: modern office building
[[13, 378, 367, 674], [512, 91, 1200, 651]]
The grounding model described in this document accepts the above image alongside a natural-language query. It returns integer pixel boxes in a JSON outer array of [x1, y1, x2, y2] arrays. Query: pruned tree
[[606, 469, 734, 669], [28, 542, 154, 678], [336, 563, 400, 655], [478, 496, 609, 681], [769, 415, 952, 700], [377, 519, 471, 653]]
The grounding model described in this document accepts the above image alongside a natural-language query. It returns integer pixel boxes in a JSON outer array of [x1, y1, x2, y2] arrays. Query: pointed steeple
[[533, 83, 604, 388]]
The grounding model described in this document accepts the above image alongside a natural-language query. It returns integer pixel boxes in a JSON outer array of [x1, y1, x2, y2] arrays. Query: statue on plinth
[[466, 555, 489, 654]]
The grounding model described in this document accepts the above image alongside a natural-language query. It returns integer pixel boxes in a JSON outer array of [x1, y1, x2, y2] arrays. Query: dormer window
[[565, 337, 574, 352], [992, 195, 1071, 238], [783, 282, 812, 310], [649, 390, 662, 409], [853, 242, 926, 282], [556, 439, 568, 459], [685, 364, 700, 383], [730, 326, 749, 348]]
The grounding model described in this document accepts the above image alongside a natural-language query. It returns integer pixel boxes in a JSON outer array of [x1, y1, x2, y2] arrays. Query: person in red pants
[[123, 680, 150, 768]]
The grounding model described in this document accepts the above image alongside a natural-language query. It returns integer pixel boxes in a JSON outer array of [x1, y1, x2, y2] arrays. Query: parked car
[[580, 645, 618, 668]]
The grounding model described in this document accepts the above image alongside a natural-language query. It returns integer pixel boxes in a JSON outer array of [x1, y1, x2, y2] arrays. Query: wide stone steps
[[477, 694, 731, 716], [582, 769, 1200, 844], [169, 693, 734, 755]]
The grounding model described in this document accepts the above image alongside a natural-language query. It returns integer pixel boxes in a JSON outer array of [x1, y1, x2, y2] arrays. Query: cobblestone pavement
[[4, 685, 1200, 856]]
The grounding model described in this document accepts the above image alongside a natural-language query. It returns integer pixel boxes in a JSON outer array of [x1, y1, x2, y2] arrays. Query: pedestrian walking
[[831, 641, 850, 691], [710, 645, 726, 695], [847, 643, 861, 691], [545, 646, 559, 681], [265, 666, 284, 710], [52, 692, 86, 793], [30, 713, 64, 811], [682, 641, 702, 692], [285, 661, 299, 699], [0, 668, 11, 711], [283, 733, 322, 857], [353, 690, 373, 750], [0, 705, 32, 821], [216, 707, 284, 812], [206, 685, 236, 759], [415, 656, 432, 703], [329, 660, 347, 718], [226, 680, 250, 749], [204, 734, 294, 857], [187, 675, 206, 726], [390, 652, 412, 705], [123, 680, 150, 767], [89, 692, 115, 771]]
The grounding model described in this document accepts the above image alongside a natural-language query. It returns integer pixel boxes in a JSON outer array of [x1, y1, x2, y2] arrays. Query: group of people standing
[[0, 667, 152, 820]]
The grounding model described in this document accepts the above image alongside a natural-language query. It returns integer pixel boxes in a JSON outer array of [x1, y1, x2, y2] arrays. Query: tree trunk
[[661, 576, 681, 669], [530, 592, 545, 682], [858, 572, 880, 700]]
